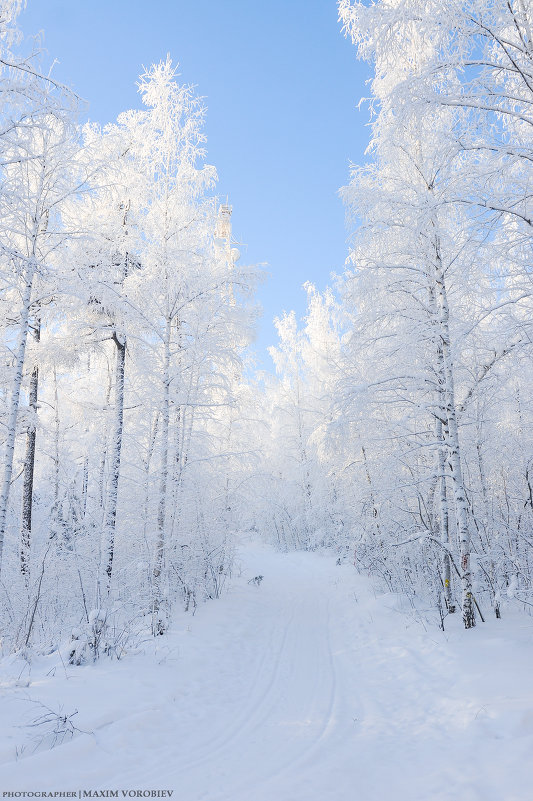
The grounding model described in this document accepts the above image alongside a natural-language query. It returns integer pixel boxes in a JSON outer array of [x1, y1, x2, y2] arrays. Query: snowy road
[[1, 543, 533, 800]]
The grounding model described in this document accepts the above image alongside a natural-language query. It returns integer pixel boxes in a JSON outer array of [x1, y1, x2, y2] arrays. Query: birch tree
[[0, 108, 80, 578], [337, 0, 533, 626]]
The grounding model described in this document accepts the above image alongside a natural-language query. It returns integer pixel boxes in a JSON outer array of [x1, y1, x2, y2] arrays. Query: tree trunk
[[152, 319, 171, 635], [434, 241, 475, 628], [51, 368, 63, 536], [436, 417, 454, 612], [20, 313, 41, 584], [81, 455, 89, 519], [142, 411, 159, 541], [476, 429, 500, 618], [103, 331, 126, 595], [0, 267, 35, 574]]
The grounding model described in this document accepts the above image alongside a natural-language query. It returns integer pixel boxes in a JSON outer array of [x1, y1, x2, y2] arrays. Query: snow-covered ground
[[1, 542, 533, 801]]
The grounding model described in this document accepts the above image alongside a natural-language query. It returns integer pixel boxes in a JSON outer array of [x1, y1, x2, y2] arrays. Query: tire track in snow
[[171, 598, 298, 776], [237, 594, 340, 798], [92, 584, 301, 790], [203, 578, 341, 801], [3, 547, 531, 801], [130, 582, 302, 791]]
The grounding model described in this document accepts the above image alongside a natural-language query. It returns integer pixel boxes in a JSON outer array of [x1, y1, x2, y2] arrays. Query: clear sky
[[21, 0, 370, 369]]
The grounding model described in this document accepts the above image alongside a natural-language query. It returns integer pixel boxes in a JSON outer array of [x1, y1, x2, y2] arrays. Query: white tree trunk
[[436, 416, 454, 612], [0, 266, 35, 574], [152, 319, 171, 635], [429, 277, 455, 614], [103, 331, 126, 595], [20, 312, 40, 584], [434, 242, 475, 628]]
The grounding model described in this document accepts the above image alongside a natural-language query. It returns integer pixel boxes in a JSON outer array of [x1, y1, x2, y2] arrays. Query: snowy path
[[1, 543, 533, 800]]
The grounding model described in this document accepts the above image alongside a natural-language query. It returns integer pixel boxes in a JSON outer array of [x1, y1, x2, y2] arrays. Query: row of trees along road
[[252, 0, 533, 631], [0, 0, 259, 656], [1, 0, 533, 656]]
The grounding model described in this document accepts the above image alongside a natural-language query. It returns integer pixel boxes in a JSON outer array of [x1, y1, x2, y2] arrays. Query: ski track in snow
[[1, 542, 533, 800]]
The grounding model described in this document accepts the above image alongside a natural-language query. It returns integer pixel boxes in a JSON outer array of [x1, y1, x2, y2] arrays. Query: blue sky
[[21, 0, 370, 369]]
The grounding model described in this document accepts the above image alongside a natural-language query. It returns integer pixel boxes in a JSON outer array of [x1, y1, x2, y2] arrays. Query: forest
[[0, 0, 532, 665]]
